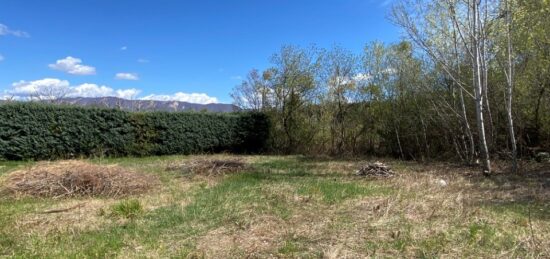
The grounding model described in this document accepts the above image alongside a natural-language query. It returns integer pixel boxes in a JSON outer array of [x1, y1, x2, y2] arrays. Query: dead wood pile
[[166, 158, 247, 175], [1, 161, 156, 198], [356, 162, 395, 177]]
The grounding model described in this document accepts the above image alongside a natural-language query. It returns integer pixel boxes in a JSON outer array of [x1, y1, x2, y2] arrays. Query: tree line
[[231, 0, 550, 174]]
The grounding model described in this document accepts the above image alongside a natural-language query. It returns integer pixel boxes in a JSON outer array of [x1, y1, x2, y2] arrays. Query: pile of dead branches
[[356, 162, 395, 177], [166, 158, 247, 176], [1, 161, 157, 198]]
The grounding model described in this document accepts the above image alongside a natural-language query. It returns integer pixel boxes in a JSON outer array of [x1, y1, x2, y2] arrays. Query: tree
[[231, 69, 272, 111], [497, 0, 518, 172], [32, 84, 70, 103], [321, 46, 360, 154], [269, 46, 322, 153], [228, 0, 550, 163], [391, 0, 493, 174]]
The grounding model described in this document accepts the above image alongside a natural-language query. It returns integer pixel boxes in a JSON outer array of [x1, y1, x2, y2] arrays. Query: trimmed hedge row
[[0, 102, 269, 160]]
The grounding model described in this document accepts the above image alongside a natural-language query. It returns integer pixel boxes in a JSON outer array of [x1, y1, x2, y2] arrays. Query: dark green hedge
[[0, 102, 269, 160]]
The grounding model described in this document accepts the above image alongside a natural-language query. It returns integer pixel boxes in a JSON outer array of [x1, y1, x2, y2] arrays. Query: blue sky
[[0, 0, 399, 104]]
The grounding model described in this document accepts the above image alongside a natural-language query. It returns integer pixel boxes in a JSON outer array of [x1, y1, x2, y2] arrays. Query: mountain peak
[[58, 97, 240, 112]]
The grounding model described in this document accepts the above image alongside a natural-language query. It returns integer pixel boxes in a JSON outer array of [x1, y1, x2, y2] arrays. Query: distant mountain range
[[1, 97, 240, 113]]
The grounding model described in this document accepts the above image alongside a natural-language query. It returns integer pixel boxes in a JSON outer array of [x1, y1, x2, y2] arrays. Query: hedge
[[0, 102, 269, 160]]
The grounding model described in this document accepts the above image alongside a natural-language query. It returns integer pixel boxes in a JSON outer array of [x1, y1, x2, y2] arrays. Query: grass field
[[0, 155, 549, 258]]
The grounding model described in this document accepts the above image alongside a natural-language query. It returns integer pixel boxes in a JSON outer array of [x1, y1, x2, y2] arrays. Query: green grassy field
[[0, 155, 548, 258]]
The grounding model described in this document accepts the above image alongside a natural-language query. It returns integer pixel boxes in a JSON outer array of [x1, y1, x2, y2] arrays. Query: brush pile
[[356, 162, 395, 177], [1, 161, 156, 198], [166, 158, 247, 176]]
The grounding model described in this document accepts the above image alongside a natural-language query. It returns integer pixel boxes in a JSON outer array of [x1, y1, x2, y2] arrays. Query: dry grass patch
[[1, 160, 157, 198], [14, 199, 117, 235], [197, 215, 287, 258], [346, 162, 550, 257]]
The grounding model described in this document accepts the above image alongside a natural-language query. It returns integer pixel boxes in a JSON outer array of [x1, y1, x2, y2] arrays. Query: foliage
[[231, 1, 550, 163], [0, 102, 269, 160], [0, 102, 134, 160]]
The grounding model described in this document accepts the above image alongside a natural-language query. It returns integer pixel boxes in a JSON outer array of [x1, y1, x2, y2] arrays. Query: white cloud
[[0, 94, 13, 100], [71, 83, 111, 97], [230, 75, 243, 80], [0, 23, 29, 37], [8, 78, 71, 100], [353, 73, 372, 82], [0, 54, 4, 62], [120, 46, 128, 51], [72, 83, 141, 99], [141, 92, 218, 104], [3, 78, 218, 104], [137, 58, 149, 63], [384, 68, 396, 75], [48, 56, 96, 75], [115, 72, 139, 80], [10, 78, 69, 95], [116, 88, 141, 99], [4, 78, 140, 100], [331, 73, 372, 87]]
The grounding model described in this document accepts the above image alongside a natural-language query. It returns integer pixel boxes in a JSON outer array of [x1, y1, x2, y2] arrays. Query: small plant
[[278, 240, 301, 255], [111, 199, 143, 219]]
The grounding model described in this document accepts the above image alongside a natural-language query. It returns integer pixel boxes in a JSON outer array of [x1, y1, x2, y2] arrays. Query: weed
[[278, 239, 302, 254], [111, 199, 143, 219]]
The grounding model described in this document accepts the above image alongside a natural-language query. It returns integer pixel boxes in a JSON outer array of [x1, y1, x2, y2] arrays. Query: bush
[[0, 103, 133, 160], [0, 102, 269, 160]]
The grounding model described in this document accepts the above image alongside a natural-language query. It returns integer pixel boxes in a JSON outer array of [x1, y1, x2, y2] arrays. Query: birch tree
[[391, 0, 493, 174], [498, 0, 518, 172]]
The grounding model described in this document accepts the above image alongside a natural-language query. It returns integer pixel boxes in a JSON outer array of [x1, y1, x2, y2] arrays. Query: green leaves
[[0, 103, 270, 160]]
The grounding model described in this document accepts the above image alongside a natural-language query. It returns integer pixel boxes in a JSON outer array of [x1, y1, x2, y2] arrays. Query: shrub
[[0, 102, 269, 160], [0, 103, 133, 160]]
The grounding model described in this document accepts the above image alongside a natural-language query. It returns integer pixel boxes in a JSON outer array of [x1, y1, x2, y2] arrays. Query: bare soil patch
[[1, 160, 157, 198]]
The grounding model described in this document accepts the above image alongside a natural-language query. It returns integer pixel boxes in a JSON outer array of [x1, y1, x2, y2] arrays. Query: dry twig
[[1, 161, 157, 198]]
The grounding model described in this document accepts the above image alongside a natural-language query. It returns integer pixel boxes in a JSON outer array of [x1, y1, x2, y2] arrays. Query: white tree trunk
[[504, 0, 518, 172], [472, 0, 491, 175]]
